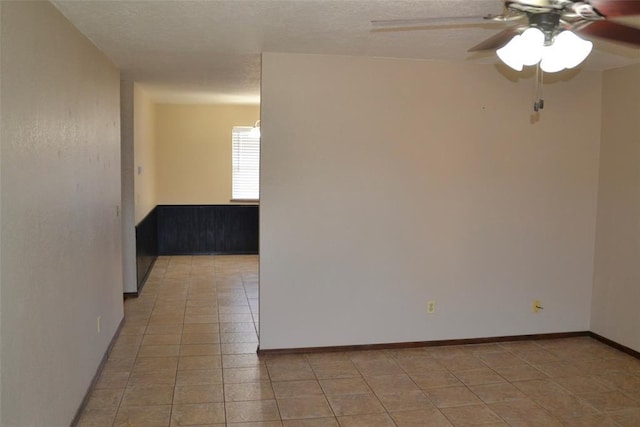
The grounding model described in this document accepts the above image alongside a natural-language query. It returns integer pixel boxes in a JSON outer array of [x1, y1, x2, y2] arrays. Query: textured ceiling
[[52, 0, 640, 104]]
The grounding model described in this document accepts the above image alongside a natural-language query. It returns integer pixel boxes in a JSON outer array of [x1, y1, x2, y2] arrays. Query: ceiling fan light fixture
[[248, 120, 261, 138], [497, 27, 593, 73], [497, 35, 524, 71], [540, 44, 566, 73], [555, 30, 593, 69], [518, 27, 545, 66], [540, 30, 593, 72], [497, 27, 545, 71]]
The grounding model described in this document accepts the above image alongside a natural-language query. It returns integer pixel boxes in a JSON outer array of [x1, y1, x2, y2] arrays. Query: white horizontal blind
[[232, 126, 260, 200]]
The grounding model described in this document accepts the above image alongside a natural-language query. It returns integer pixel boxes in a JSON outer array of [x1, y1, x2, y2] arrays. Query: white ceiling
[[52, 0, 640, 104]]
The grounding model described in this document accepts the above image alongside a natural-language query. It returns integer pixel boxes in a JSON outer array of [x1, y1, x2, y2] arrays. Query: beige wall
[[0, 2, 3, 420], [260, 53, 602, 349], [591, 64, 640, 352], [1, 2, 123, 424], [121, 80, 137, 292], [155, 104, 260, 205], [134, 84, 157, 222]]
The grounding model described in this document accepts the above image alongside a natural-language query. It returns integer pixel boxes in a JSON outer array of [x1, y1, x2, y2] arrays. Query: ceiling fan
[[372, 0, 640, 110]]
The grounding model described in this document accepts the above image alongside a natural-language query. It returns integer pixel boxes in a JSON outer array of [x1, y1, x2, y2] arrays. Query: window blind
[[232, 126, 260, 200]]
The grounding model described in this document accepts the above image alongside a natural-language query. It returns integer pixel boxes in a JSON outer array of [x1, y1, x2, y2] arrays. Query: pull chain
[[533, 63, 545, 112]]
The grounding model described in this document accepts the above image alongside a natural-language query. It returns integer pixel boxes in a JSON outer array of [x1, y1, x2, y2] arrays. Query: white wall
[[1, 2, 123, 424], [260, 53, 602, 350], [591, 64, 640, 352]]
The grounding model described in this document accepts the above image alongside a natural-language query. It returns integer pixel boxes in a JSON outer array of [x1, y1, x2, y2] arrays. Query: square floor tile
[[224, 366, 270, 383], [488, 399, 562, 426], [409, 372, 462, 390], [226, 400, 281, 423], [173, 384, 224, 404], [389, 408, 453, 427], [532, 391, 599, 420], [278, 396, 334, 420], [425, 386, 483, 408], [178, 355, 222, 370], [127, 369, 177, 387], [180, 344, 221, 356], [440, 404, 503, 426], [272, 380, 324, 398], [171, 403, 225, 425], [121, 385, 174, 406], [490, 364, 547, 382], [85, 388, 124, 409], [311, 362, 360, 379], [326, 393, 385, 416], [578, 390, 640, 412], [377, 391, 434, 413], [453, 367, 506, 386], [113, 405, 171, 427], [353, 359, 404, 377], [225, 382, 275, 402], [176, 369, 223, 386], [138, 345, 180, 358], [282, 419, 338, 427], [365, 374, 419, 395], [223, 353, 265, 368], [76, 407, 118, 427], [268, 363, 315, 381], [469, 383, 528, 403], [320, 378, 371, 396], [133, 357, 178, 373], [337, 413, 396, 427]]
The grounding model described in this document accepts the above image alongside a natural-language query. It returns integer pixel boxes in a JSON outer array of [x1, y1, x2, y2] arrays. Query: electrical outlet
[[427, 300, 436, 314], [97, 316, 102, 333], [533, 300, 543, 313]]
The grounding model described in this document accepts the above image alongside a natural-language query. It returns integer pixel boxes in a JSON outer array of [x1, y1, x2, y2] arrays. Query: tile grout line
[[214, 255, 232, 425], [349, 351, 400, 426], [168, 255, 192, 425], [112, 255, 167, 426], [305, 353, 340, 425]]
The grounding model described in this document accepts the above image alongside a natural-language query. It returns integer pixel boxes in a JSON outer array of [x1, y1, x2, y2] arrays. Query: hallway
[[77, 256, 640, 426]]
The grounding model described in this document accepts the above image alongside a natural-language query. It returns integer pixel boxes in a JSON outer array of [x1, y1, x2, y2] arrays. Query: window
[[232, 126, 260, 201]]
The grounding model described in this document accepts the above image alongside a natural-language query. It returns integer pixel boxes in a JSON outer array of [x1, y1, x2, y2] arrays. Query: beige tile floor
[[77, 255, 640, 426]]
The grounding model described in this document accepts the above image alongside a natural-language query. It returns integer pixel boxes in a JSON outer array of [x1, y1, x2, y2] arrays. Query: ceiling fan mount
[[528, 12, 563, 42]]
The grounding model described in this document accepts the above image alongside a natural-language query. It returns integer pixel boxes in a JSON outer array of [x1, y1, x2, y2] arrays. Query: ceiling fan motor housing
[[529, 12, 562, 43], [506, 0, 605, 20]]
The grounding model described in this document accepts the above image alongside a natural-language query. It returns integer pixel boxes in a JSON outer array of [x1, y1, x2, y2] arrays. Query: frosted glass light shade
[[249, 127, 260, 138], [497, 35, 524, 71], [540, 44, 565, 73], [540, 31, 592, 72], [248, 119, 261, 138], [497, 28, 544, 71], [556, 31, 593, 69], [519, 28, 545, 66]]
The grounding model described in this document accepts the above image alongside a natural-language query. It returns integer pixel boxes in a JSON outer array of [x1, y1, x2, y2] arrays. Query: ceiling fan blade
[[467, 27, 522, 52], [587, 0, 640, 17], [575, 20, 640, 46], [371, 15, 506, 30]]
